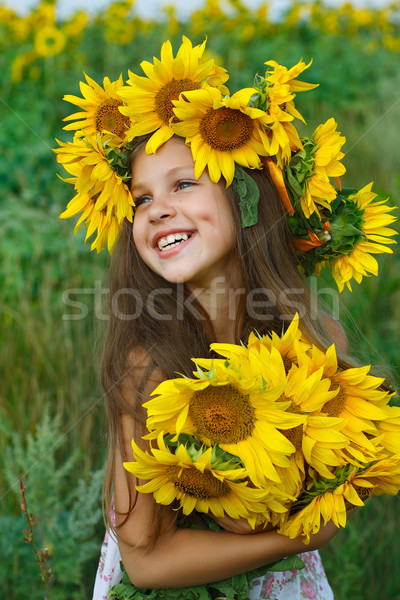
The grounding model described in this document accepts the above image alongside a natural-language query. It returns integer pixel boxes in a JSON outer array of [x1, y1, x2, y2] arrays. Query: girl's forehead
[[132, 138, 195, 178]]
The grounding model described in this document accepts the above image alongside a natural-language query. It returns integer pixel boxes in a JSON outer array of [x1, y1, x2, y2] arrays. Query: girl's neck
[[187, 272, 244, 344]]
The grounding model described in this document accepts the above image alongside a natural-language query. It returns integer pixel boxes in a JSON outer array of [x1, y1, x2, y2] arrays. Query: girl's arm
[[115, 412, 339, 589]]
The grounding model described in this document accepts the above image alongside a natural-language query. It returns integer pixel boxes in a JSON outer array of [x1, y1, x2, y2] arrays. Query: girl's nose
[[147, 194, 177, 223]]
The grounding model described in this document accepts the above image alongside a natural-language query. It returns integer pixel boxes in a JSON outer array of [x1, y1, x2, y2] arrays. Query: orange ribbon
[[264, 157, 295, 216], [293, 230, 325, 251]]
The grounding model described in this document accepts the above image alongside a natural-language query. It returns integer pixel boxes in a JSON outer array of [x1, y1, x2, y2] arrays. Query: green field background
[[1, 0, 400, 598]]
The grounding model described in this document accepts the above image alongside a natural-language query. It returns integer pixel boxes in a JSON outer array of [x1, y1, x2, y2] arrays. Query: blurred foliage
[[1, 409, 104, 599], [1, 0, 399, 598]]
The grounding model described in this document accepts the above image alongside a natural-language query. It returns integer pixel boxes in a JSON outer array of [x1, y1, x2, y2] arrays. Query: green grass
[[321, 494, 400, 599]]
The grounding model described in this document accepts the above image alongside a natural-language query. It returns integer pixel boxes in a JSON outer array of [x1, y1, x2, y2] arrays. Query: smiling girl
[[55, 37, 397, 600]]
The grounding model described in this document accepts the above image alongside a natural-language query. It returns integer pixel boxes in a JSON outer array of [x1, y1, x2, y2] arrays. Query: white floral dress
[[92, 508, 334, 600]]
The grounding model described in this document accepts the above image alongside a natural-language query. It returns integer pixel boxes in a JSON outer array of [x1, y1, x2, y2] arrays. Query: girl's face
[[131, 138, 238, 289]]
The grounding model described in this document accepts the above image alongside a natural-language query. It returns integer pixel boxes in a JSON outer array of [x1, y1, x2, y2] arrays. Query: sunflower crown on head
[[55, 36, 397, 292]]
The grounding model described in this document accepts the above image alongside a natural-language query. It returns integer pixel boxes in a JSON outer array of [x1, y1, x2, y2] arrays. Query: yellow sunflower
[[263, 91, 303, 166], [262, 59, 318, 165], [144, 355, 305, 486], [55, 135, 134, 252], [300, 118, 346, 218], [34, 25, 66, 57], [171, 86, 271, 186], [280, 456, 400, 543], [278, 356, 350, 480], [331, 183, 397, 292], [124, 434, 270, 520], [297, 342, 395, 463], [246, 455, 307, 532], [234, 344, 351, 481], [375, 406, 400, 455], [63, 73, 131, 145], [62, 183, 121, 253], [118, 36, 229, 153], [211, 313, 310, 373], [264, 58, 319, 97], [207, 322, 349, 481], [248, 314, 312, 372], [248, 478, 297, 530]]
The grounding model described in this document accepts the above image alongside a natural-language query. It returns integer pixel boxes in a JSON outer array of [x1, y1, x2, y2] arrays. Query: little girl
[[55, 37, 396, 600]]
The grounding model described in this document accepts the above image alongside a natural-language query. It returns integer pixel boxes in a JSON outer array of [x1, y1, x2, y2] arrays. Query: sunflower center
[[281, 401, 303, 449], [190, 384, 255, 444], [354, 484, 372, 503], [282, 354, 294, 373], [344, 484, 371, 510], [167, 465, 229, 499], [200, 107, 253, 151], [95, 99, 130, 137], [324, 384, 347, 417], [155, 78, 201, 124], [89, 192, 111, 216]]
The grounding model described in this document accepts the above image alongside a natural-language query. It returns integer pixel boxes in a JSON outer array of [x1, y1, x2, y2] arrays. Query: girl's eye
[[135, 196, 152, 208], [176, 180, 195, 191]]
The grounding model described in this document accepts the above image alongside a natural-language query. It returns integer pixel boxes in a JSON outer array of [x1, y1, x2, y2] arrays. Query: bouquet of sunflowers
[[124, 314, 400, 544]]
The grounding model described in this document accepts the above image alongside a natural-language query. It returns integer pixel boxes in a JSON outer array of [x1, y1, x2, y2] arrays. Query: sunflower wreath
[[55, 36, 397, 292]]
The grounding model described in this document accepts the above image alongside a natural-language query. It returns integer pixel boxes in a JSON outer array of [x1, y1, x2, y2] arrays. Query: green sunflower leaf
[[232, 165, 260, 228]]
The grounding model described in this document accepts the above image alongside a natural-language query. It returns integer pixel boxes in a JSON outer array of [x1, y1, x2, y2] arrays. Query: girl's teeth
[[158, 233, 189, 250]]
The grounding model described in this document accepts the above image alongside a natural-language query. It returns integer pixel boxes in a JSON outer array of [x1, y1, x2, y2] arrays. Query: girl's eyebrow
[[132, 164, 195, 194]]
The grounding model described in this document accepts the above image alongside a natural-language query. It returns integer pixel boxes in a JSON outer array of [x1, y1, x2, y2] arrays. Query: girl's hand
[[211, 515, 272, 535]]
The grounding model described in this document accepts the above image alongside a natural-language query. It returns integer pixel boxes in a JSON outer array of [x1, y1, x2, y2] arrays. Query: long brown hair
[[100, 136, 350, 542]]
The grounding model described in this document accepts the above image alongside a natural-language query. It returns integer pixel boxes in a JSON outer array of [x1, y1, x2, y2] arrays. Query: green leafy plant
[[1, 408, 104, 600]]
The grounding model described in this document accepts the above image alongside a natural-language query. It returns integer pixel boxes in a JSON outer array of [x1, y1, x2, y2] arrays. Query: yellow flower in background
[[383, 36, 400, 52], [300, 118, 346, 218], [172, 86, 270, 186], [165, 5, 180, 38], [105, 19, 135, 45], [144, 355, 305, 486], [11, 51, 36, 84], [331, 183, 397, 292], [63, 73, 131, 143], [124, 434, 270, 520], [62, 11, 88, 38], [118, 36, 229, 153], [34, 25, 66, 57], [55, 135, 134, 252], [9, 12, 31, 43], [353, 8, 374, 27], [29, 1, 56, 27]]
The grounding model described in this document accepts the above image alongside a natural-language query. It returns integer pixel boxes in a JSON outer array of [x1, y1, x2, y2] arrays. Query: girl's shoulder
[[321, 313, 348, 354], [122, 346, 167, 415], [125, 345, 166, 384]]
